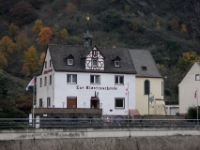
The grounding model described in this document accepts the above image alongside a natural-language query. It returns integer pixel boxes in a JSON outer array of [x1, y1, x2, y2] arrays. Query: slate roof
[[129, 49, 162, 78], [48, 44, 137, 74]]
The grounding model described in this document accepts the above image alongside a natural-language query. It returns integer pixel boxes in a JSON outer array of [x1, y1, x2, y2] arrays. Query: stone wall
[[0, 135, 200, 150]]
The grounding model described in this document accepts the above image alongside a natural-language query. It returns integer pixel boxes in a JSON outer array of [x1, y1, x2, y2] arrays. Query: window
[[195, 74, 200, 81], [93, 50, 97, 56], [40, 78, 42, 87], [115, 76, 124, 84], [90, 75, 100, 84], [49, 75, 52, 85], [144, 80, 150, 95], [115, 61, 120, 67], [44, 77, 47, 86], [47, 97, 51, 107], [115, 98, 125, 109], [161, 81, 164, 96], [45, 61, 47, 68], [67, 74, 77, 83], [39, 99, 43, 107], [67, 59, 73, 65], [92, 60, 97, 66], [142, 66, 147, 70]]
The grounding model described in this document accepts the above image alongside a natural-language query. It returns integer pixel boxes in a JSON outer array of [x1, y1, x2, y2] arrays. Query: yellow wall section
[[136, 77, 164, 115]]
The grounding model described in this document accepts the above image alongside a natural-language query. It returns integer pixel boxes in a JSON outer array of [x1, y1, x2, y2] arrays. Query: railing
[[165, 100, 179, 105], [0, 118, 199, 129]]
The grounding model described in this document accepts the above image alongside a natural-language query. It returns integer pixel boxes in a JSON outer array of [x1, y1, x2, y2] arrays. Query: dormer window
[[112, 56, 121, 68], [115, 61, 120, 67], [64, 54, 74, 66], [92, 59, 97, 67], [142, 66, 147, 70], [67, 59, 73, 65]]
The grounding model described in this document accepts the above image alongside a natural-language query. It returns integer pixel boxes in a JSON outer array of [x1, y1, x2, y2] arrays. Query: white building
[[35, 44, 137, 118], [179, 62, 200, 114]]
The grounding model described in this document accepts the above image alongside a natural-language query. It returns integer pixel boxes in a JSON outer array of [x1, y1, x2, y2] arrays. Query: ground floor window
[[115, 98, 125, 109]]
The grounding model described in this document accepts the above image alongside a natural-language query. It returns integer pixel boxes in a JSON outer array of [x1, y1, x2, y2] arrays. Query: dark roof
[[48, 44, 136, 74], [129, 49, 162, 78]]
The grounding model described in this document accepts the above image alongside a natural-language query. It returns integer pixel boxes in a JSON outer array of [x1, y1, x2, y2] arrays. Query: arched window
[[144, 80, 150, 95]]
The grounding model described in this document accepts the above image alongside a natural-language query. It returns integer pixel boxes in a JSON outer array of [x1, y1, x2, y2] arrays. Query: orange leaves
[[37, 27, 52, 47]]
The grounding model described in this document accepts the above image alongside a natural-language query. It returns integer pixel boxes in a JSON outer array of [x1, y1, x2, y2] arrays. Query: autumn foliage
[[37, 27, 53, 47], [22, 46, 38, 76]]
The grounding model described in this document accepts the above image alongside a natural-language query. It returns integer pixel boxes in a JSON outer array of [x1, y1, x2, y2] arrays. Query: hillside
[[1, 0, 200, 110]]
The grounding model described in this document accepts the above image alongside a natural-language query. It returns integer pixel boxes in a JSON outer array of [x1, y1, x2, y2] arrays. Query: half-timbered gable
[[84, 46, 105, 70]]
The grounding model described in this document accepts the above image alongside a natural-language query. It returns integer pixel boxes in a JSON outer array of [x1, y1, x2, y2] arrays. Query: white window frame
[[67, 74, 77, 84], [195, 74, 200, 81], [90, 75, 100, 84], [115, 75, 124, 85], [67, 59, 73, 65], [115, 98, 125, 109], [115, 61, 120, 67]]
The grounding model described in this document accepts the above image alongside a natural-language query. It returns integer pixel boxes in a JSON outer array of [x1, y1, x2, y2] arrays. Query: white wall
[[179, 63, 200, 114], [36, 48, 55, 108], [53, 72, 135, 116]]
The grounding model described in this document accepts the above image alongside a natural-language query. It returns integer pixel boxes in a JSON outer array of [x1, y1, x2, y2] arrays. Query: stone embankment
[[0, 135, 200, 150]]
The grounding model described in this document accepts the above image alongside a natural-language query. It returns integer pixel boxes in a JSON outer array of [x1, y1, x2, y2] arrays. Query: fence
[[0, 118, 199, 129]]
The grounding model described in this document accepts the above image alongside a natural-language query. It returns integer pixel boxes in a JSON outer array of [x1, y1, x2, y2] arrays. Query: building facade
[[129, 50, 164, 115], [36, 44, 137, 118], [179, 62, 200, 114]]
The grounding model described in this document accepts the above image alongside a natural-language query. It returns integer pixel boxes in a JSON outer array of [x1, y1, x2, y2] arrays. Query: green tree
[[22, 46, 38, 76], [178, 51, 200, 72], [186, 106, 200, 120], [32, 19, 43, 34]]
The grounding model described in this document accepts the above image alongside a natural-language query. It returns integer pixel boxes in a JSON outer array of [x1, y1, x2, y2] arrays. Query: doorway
[[90, 98, 99, 109]]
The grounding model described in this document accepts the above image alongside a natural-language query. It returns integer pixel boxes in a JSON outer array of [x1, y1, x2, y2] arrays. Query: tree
[[15, 94, 32, 114], [65, 2, 77, 15], [15, 33, 29, 53], [178, 51, 200, 72], [124, 5, 130, 14], [52, 24, 60, 37], [37, 27, 53, 47], [9, 1, 36, 26], [32, 19, 43, 34], [0, 36, 15, 60], [60, 29, 69, 41], [181, 23, 188, 33], [186, 106, 200, 120], [102, 12, 122, 34], [39, 52, 45, 67], [8, 23, 19, 38], [0, 52, 7, 69], [22, 46, 38, 75]]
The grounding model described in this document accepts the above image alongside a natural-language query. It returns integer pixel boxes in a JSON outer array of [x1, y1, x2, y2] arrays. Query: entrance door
[[91, 99, 99, 109], [67, 97, 77, 108]]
